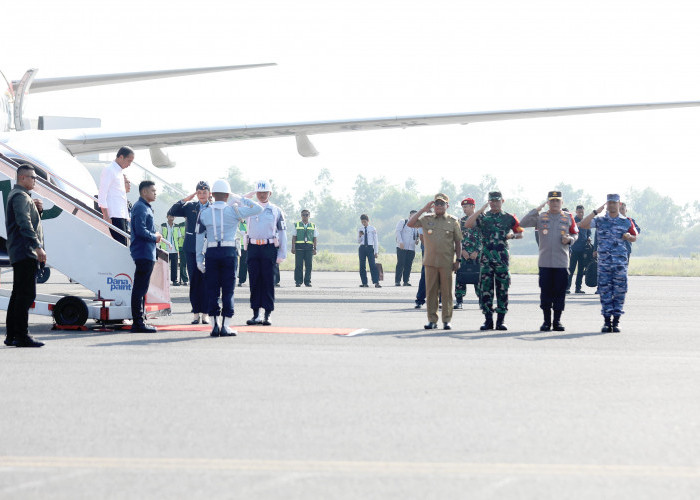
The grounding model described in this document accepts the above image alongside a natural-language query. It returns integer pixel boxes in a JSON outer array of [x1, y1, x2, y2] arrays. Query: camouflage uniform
[[590, 214, 637, 317], [475, 211, 523, 314], [455, 215, 482, 300]]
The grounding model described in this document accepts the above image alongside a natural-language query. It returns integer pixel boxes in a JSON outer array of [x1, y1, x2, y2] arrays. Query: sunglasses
[[434, 200, 446, 206]]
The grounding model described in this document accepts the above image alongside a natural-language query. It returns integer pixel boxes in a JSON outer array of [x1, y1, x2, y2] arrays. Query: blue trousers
[[598, 259, 628, 316], [358, 245, 379, 285], [186, 251, 207, 314], [415, 265, 426, 305], [247, 243, 277, 311], [205, 247, 237, 318]]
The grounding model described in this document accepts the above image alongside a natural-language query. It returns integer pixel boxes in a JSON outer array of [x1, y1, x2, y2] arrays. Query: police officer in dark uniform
[[168, 181, 211, 324]]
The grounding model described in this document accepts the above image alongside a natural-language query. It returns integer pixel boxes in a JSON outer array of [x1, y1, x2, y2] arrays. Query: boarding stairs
[[0, 144, 170, 327]]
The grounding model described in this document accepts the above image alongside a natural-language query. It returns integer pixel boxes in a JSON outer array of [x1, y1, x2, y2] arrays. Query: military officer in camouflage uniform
[[578, 194, 637, 332], [455, 197, 482, 309], [464, 191, 523, 331], [520, 191, 579, 332]]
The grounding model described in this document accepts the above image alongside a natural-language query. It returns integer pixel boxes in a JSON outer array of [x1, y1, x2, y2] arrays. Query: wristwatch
[[592, 209, 598, 215]]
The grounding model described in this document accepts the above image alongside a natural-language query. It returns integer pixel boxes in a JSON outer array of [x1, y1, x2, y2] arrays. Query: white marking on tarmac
[[344, 328, 368, 337], [0, 457, 698, 478]]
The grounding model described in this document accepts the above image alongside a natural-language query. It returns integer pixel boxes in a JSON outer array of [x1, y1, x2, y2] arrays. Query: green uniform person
[[160, 214, 186, 286], [291, 209, 318, 287], [463, 191, 524, 330], [455, 197, 482, 309]]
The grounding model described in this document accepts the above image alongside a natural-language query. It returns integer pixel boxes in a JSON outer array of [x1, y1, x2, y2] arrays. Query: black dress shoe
[[210, 323, 220, 337], [540, 322, 552, 332], [552, 322, 565, 332], [414, 303, 422, 309], [454, 302, 463, 309], [395, 283, 401, 287], [4, 337, 15, 347], [305, 283, 312, 287], [359, 284, 369, 288], [403, 282, 412, 286], [575, 289, 585, 294], [131, 324, 157, 333], [296, 283, 301, 287], [374, 283, 382, 288], [424, 322, 438, 329], [201, 316, 210, 325], [190, 317, 200, 325], [14, 336, 44, 348], [275, 283, 281, 287], [443, 322, 452, 330]]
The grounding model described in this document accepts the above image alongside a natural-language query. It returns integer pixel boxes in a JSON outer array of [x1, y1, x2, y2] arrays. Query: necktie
[[364, 228, 368, 246]]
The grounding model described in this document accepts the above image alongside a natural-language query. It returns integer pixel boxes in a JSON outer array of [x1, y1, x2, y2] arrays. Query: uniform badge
[[542, 229, 548, 235], [427, 229, 433, 234]]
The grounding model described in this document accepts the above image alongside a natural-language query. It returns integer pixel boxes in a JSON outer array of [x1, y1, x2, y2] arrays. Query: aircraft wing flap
[[57, 100, 700, 156]]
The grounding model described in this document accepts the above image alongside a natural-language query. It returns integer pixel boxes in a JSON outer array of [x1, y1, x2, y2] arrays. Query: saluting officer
[[291, 209, 318, 287], [520, 191, 579, 331], [244, 179, 287, 325], [196, 180, 263, 337], [169, 181, 211, 325]]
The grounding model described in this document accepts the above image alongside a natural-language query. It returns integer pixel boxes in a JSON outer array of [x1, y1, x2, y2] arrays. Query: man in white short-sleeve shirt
[[99, 146, 133, 245]]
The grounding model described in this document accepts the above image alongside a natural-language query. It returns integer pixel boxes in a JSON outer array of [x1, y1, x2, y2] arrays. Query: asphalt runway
[[1, 270, 699, 499]]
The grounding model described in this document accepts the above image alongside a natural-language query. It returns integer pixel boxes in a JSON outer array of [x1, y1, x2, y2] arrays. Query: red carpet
[[154, 324, 360, 335]]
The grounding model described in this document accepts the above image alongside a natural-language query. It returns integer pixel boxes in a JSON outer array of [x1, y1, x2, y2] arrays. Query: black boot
[[262, 310, 272, 326], [480, 314, 494, 331], [496, 313, 508, 331], [552, 310, 565, 331], [612, 316, 621, 332], [540, 308, 552, 331], [247, 308, 262, 325], [601, 316, 612, 333]]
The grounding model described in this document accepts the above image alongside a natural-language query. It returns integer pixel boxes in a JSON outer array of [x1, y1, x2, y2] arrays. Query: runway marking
[[0, 457, 698, 478], [154, 324, 359, 335]]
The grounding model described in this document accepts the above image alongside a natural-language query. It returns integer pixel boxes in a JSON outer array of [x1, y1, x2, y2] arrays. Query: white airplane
[[3, 62, 700, 202]]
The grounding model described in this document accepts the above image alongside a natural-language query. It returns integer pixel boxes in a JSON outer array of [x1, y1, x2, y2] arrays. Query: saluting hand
[[423, 200, 435, 212], [183, 193, 196, 202], [537, 200, 547, 212], [597, 203, 606, 213]]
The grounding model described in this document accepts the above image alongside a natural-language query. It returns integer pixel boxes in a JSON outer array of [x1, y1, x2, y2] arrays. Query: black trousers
[[186, 251, 207, 314], [539, 267, 569, 312], [178, 249, 188, 283], [395, 248, 416, 284], [6, 258, 38, 341], [247, 243, 277, 311], [110, 217, 129, 246], [131, 259, 155, 325], [169, 252, 179, 283], [568, 251, 586, 290], [294, 244, 314, 285], [238, 248, 248, 284], [358, 245, 379, 285]]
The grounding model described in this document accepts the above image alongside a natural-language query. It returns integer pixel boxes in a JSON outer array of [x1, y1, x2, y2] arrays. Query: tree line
[[165, 166, 700, 257]]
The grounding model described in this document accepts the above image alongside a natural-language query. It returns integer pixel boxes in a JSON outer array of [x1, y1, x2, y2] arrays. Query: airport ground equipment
[[0, 144, 170, 327]]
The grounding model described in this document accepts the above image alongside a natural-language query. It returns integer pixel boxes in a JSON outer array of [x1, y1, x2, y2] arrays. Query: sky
[[4, 0, 700, 208]]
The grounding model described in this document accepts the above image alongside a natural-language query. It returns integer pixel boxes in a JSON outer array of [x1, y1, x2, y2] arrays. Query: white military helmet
[[211, 179, 231, 194], [255, 179, 272, 192]]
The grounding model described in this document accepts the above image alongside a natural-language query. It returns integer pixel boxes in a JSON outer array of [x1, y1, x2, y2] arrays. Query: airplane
[[3, 62, 700, 205]]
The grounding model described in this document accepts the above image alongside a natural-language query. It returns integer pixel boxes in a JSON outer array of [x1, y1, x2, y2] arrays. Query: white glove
[[276, 258, 284, 264], [197, 262, 206, 274]]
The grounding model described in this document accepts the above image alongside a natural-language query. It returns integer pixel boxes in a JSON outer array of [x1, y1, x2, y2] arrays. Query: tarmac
[[1, 269, 699, 499]]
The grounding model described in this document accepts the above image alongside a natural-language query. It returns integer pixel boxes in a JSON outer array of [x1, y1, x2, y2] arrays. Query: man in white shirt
[[98, 146, 134, 245], [394, 210, 418, 286], [358, 214, 381, 288]]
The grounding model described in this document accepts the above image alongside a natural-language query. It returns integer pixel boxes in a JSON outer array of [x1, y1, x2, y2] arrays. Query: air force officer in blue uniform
[[244, 179, 287, 326], [196, 179, 263, 336]]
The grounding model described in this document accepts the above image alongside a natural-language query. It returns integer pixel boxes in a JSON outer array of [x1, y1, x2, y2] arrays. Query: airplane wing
[[56, 100, 700, 157], [16, 64, 277, 93]]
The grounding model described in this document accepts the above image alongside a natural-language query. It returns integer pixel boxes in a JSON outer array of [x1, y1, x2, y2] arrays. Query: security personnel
[[169, 181, 211, 324], [455, 197, 482, 309], [578, 194, 637, 332], [464, 191, 524, 331], [244, 179, 287, 325], [520, 191, 579, 331], [291, 209, 318, 287], [176, 221, 188, 285], [196, 179, 262, 336], [407, 194, 462, 330], [160, 214, 185, 286]]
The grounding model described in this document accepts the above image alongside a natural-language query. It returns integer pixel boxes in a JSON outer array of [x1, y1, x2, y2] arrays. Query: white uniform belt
[[207, 241, 236, 248], [249, 238, 275, 245]]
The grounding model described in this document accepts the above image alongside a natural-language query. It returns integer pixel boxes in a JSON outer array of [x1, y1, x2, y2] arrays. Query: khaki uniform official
[[409, 193, 462, 330]]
